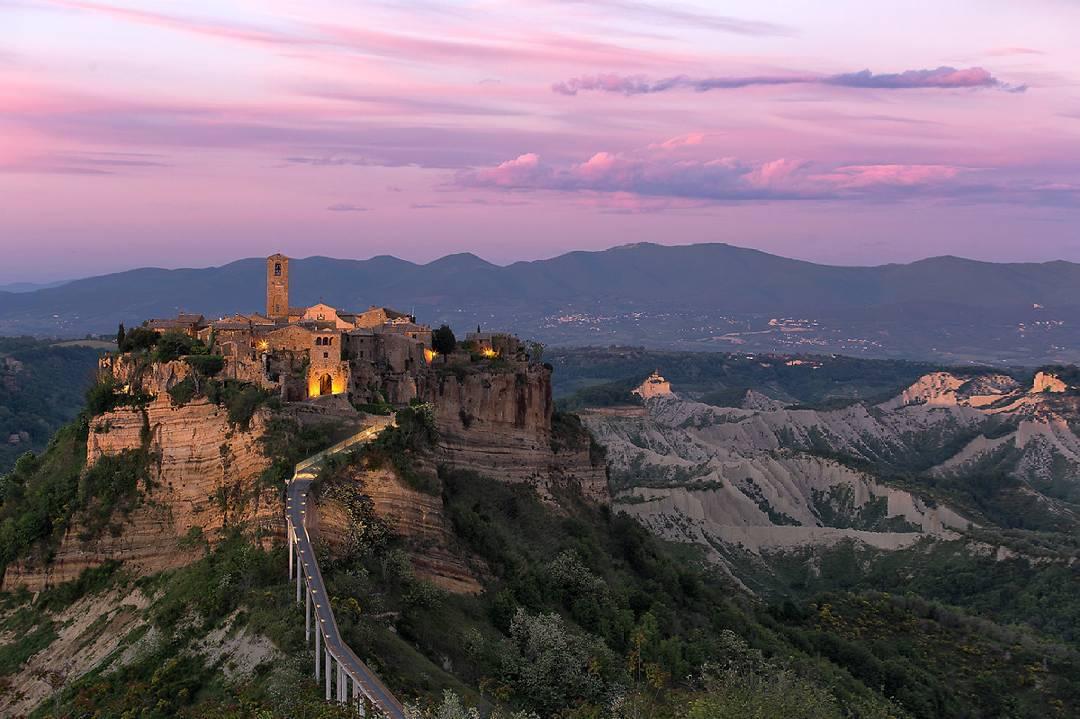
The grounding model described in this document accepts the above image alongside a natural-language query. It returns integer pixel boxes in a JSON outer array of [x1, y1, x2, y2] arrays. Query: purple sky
[[3, 0, 1080, 282]]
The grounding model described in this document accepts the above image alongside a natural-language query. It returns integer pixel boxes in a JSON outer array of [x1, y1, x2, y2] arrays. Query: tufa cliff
[[309, 463, 483, 594], [3, 356, 609, 593], [2, 357, 280, 591], [419, 364, 608, 503]]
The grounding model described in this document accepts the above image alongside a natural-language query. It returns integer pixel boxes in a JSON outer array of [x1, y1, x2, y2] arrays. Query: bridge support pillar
[[296, 552, 302, 604], [315, 628, 321, 679], [325, 649, 332, 701], [305, 588, 311, 645], [287, 518, 293, 580]]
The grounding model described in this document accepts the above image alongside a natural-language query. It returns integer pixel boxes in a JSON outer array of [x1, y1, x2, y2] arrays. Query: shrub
[[153, 330, 206, 363], [85, 375, 122, 415], [185, 354, 224, 376], [167, 376, 197, 407], [360, 403, 439, 493], [76, 449, 151, 538], [206, 380, 271, 429]]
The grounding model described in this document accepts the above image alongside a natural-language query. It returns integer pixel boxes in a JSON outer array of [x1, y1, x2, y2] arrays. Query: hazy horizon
[[6, 239, 1080, 287]]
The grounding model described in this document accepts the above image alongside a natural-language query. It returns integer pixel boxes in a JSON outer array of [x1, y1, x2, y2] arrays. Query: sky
[[2, 0, 1080, 282]]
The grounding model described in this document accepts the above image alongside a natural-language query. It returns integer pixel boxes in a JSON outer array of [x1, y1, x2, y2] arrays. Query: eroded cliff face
[[581, 370, 1080, 563], [2, 360, 279, 592], [419, 365, 608, 502], [3, 356, 608, 594], [310, 463, 483, 594]]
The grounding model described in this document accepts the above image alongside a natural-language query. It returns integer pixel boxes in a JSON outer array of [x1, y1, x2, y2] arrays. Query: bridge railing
[[286, 416, 406, 719], [294, 416, 394, 476]]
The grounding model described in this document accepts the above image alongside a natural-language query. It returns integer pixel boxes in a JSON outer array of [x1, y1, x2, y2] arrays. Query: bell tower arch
[[267, 253, 289, 321]]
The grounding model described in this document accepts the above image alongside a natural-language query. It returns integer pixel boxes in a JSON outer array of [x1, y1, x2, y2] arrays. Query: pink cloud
[[745, 159, 807, 189], [453, 142, 1063, 207], [813, 164, 963, 189], [466, 153, 548, 187], [649, 132, 707, 150], [455, 149, 803, 199]]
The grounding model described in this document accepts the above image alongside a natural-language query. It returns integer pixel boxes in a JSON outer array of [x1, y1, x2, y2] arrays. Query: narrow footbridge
[[285, 418, 406, 718]]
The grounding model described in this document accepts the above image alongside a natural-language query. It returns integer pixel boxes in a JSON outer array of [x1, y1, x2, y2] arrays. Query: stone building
[[147, 313, 205, 337], [633, 370, 672, 399], [137, 254, 536, 409], [266, 253, 290, 321], [150, 253, 438, 403]]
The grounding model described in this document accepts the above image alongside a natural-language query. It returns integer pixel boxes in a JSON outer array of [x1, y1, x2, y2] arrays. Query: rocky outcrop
[[3, 365, 279, 592], [1033, 371, 1068, 394], [420, 365, 608, 503]]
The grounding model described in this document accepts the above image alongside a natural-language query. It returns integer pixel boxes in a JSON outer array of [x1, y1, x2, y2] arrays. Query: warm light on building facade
[[307, 370, 346, 398]]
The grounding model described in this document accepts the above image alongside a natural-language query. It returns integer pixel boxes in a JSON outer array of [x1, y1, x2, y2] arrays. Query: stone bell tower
[[267, 253, 289, 321]]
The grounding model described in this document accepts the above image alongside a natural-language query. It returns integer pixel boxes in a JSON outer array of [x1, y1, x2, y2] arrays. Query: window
[[274, 262, 282, 276], [323, 352, 329, 359]]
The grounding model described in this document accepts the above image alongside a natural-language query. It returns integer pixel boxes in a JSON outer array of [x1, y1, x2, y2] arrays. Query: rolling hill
[[2, 243, 1078, 363]]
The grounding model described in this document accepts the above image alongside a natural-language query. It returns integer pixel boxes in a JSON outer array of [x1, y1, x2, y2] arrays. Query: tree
[[154, 330, 205, 363], [499, 608, 607, 715], [121, 326, 159, 353], [116, 323, 126, 348], [432, 325, 456, 356]]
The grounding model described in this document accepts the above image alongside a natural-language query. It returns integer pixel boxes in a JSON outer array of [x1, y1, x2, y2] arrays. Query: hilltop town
[[139, 253, 528, 408]]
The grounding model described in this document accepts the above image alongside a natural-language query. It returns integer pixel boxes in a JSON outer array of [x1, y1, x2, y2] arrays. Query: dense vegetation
[[0, 371, 158, 577], [761, 536, 1080, 647], [0, 420, 89, 576], [0, 337, 104, 474]]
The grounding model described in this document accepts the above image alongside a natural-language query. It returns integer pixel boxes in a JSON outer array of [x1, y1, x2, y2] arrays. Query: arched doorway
[[319, 373, 333, 396]]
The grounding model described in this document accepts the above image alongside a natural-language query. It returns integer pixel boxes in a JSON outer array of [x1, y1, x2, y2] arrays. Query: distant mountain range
[[2, 242, 1078, 364], [0, 279, 70, 294]]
